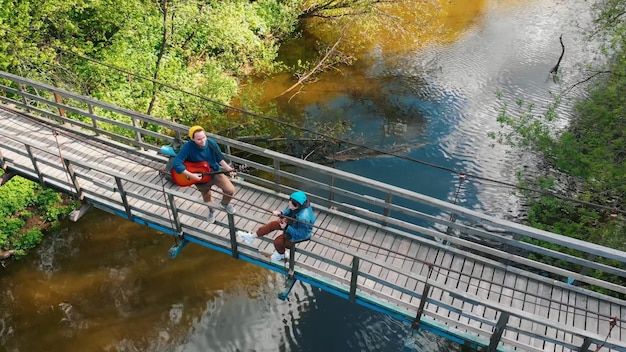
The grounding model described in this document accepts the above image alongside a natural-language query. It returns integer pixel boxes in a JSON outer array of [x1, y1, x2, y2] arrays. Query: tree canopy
[[0, 0, 302, 127]]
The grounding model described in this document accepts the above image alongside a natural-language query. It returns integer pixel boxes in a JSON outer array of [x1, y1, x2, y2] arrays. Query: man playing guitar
[[172, 125, 237, 224]]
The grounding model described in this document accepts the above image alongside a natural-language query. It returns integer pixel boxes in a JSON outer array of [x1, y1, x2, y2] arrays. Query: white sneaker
[[207, 209, 215, 224], [221, 202, 236, 214], [236, 231, 256, 244], [270, 251, 285, 261]]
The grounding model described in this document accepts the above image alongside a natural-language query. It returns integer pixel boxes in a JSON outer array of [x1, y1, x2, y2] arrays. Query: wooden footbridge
[[1, 71, 625, 352]]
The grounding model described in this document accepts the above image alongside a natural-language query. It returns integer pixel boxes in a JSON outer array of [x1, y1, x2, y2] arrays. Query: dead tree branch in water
[[275, 31, 349, 99], [299, 0, 399, 19], [563, 70, 612, 95], [550, 34, 565, 76]]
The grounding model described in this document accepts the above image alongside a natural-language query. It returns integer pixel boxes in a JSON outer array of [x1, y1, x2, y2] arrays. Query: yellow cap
[[188, 125, 204, 139]]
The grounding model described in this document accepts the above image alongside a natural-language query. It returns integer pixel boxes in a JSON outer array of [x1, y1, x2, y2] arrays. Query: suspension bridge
[[0, 71, 625, 352]]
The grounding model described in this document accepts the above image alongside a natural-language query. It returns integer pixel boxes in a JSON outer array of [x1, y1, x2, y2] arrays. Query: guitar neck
[[203, 170, 231, 176]]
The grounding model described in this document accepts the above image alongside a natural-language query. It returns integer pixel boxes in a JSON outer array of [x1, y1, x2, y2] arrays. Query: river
[[0, 1, 596, 351]]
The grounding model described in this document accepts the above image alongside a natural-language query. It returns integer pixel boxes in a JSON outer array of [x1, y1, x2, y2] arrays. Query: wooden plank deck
[[1, 77, 626, 352]]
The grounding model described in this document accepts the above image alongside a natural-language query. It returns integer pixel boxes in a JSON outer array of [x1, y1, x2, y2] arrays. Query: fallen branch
[[275, 27, 348, 99], [550, 34, 565, 75]]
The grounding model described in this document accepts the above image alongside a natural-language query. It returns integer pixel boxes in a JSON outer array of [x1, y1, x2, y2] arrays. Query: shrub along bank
[[0, 169, 79, 261]]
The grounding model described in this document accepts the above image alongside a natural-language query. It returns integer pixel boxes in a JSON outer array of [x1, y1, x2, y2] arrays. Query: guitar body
[[171, 161, 214, 187]]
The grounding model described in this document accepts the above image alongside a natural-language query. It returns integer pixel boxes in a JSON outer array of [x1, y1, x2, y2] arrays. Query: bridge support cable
[[593, 316, 618, 352]]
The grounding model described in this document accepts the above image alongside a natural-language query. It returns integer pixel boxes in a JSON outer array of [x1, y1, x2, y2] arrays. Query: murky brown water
[[1, 0, 597, 351], [1, 210, 281, 351]]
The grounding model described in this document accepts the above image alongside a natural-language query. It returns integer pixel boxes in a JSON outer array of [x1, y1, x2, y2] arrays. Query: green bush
[[0, 174, 78, 256]]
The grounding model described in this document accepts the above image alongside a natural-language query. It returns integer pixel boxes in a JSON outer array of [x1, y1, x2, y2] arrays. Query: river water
[[1, 1, 596, 351]]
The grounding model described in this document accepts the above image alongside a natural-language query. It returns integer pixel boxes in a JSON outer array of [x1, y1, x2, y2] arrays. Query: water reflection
[[269, 0, 594, 217], [1, 210, 423, 352]]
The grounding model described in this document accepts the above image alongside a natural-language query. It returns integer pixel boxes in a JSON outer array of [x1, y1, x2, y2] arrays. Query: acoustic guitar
[[170, 161, 245, 187]]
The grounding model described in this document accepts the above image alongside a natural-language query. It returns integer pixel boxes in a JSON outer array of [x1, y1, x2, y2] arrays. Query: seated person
[[238, 191, 316, 261]]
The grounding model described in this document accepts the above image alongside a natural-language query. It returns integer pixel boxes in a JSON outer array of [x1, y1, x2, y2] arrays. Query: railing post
[[16, 83, 30, 112], [412, 283, 431, 329], [349, 256, 359, 302], [273, 159, 280, 192], [131, 116, 142, 145], [0, 148, 5, 170], [487, 312, 510, 352], [328, 175, 335, 204], [278, 244, 297, 300], [167, 194, 182, 234], [227, 213, 239, 258], [88, 103, 99, 135], [63, 159, 83, 200], [114, 176, 133, 221], [578, 337, 592, 352], [382, 192, 392, 226], [53, 92, 66, 118], [25, 145, 44, 184], [287, 244, 296, 276]]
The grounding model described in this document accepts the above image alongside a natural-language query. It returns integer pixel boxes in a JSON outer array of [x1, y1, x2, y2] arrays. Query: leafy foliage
[[0, 170, 78, 258], [0, 0, 302, 132]]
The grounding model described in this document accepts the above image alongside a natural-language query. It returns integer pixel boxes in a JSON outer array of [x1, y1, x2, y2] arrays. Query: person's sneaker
[[221, 202, 236, 214], [270, 251, 285, 262], [207, 209, 216, 224], [236, 231, 256, 244]]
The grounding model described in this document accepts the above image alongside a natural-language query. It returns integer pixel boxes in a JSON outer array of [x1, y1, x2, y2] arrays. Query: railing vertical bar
[[88, 103, 99, 136], [349, 256, 359, 302], [287, 244, 296, 276], [16, 83, 30, 112], [273, 159, 280, 192], [328, 175, 335, 204], [487, 312, 510, 352], [577, 337, 592, 352], [53, 92, 66, 118], [63, 159, 83, 200], [0, 148, 5, 169], [382, 192, 392, 226], [412, 282, 431, 330], [25, 145, 44, 184], [167, 194, 182, 234], [227, 213, 239, 258], [131, 116, 142, 145], [114, 176, 133, 221]]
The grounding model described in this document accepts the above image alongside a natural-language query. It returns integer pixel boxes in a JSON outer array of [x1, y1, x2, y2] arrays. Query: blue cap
[[290, 191, 307, 206]]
